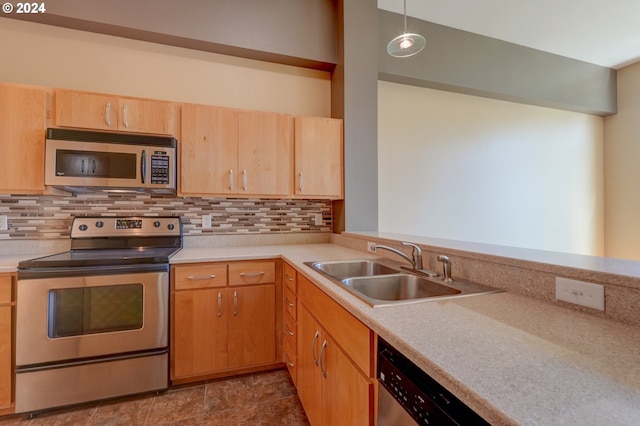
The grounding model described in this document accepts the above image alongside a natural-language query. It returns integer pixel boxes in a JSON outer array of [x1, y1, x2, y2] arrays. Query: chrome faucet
[[437, 255, 453, 282], [372, 242, 428, 271]]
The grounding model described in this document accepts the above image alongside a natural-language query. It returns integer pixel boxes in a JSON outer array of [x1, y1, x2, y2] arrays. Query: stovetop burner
[[18, 216, 182, 270]]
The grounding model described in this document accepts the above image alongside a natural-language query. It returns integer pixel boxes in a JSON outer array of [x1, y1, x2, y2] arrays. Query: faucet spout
[[372, 241, 422, 270]]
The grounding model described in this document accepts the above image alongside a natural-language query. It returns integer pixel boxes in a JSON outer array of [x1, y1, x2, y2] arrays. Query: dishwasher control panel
[[378, 338, 489, 426]]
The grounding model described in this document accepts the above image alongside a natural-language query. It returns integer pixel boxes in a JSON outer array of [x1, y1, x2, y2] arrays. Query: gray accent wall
[[379, 10, 617, 116], [332, 0, 379, 232]]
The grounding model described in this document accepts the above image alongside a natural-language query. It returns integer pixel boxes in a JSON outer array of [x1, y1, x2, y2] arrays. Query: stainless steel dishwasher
[[377, 337, 490, 425]]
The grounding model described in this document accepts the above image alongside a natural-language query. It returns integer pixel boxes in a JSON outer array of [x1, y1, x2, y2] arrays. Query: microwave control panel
[[150, 154, 170, 184]]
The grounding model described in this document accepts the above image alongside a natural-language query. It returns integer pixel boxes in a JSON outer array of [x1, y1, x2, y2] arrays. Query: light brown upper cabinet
[[0, 82, 47, 194], [53, 89, 178, 136], [180, 104, 294, 197], [294, 116, 343, 199]]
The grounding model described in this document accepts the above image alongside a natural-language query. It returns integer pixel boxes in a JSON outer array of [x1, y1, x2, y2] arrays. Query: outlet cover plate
[[0, 215, 7, 231], [367, 242, 376, 252], [555, 277, 604, 311]]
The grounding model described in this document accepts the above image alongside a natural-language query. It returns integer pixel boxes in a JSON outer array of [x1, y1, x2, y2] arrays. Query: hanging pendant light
[[387, 0, 426, 58]]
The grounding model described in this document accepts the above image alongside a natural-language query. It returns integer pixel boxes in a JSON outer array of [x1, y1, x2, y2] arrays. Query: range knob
[[153, 221, 161, 228], [95, 221, 104, 228], [79, 224, 88, 231], [167, 223, 175, 230]]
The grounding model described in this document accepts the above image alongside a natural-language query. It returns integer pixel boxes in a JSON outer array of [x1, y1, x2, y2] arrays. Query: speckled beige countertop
[[3, 241, 640, 425], [171, 243, 640, 426]]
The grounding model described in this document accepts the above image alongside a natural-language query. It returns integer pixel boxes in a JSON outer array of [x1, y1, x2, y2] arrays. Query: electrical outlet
[[0, 215, 7, 231], [367, 242, 377, 252], [555, 277, 604, 311], [314, 213, 323, 226], [202, 214, 212, 229]]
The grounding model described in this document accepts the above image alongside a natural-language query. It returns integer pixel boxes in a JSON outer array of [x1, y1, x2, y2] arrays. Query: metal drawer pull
[[105, 102, 111, 127], [217, 292, 222, 318], [239, 271, 266, 277], [285, 324, 295, 336], [285, 353, 295, 368], [123, 104, 129, 128], [319, 340, 328, 378], [285, 274, 294, 282], [187, 274, 216, 280], [233, 291, 238, 316], [285, 297, 294, 308], [311, 330, 320, 366]]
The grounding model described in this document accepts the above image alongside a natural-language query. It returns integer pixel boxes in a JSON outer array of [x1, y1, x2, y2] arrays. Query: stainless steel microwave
[[45, 128, 177, 195]]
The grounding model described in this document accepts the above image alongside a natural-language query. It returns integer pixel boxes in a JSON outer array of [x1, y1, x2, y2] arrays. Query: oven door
[[16, 264, 168, 367]]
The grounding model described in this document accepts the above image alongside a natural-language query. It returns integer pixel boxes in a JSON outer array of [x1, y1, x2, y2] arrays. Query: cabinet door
[[0, 305, 10, 409], [227, 285, 276, 368], [322, 334, 372, 426], [238, 110, 293, 196], [118, 97, 177, 135], [297, 304, 323, 426], [180, 104, 238, 195], [173, 288, 228, 378], [0, 83, 46, 194], [294, 116, 343, 199], [54, 89, 119, 131]]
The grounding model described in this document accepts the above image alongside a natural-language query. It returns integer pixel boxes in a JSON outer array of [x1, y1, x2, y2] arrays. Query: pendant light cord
[[403, 0, 408, 33]]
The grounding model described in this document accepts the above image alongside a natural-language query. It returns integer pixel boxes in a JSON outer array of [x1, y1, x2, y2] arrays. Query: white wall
[[378, 80, 605, 256], [603, 62, 640, 260], [0, 19, 331, 116]]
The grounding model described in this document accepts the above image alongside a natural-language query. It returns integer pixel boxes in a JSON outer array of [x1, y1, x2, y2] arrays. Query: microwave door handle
[[140, 150, 146, 184]]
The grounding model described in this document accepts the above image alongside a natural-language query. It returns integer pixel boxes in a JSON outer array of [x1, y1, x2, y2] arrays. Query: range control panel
[[70, 216, 181, 238]]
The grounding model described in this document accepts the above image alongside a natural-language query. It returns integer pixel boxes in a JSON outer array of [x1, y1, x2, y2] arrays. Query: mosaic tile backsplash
[[0, 194, 332, 239]]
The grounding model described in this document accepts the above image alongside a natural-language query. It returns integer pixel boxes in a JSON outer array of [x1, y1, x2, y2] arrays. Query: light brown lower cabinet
[[171, 261, 279, 382], [0, 274, 14, 412], [297, 275, 373, 426]]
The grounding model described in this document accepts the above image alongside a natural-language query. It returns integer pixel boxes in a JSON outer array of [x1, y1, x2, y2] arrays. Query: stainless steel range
[[15, 216, 182, 414]]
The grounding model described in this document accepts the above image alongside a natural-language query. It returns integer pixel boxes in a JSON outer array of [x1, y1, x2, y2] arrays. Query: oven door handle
[[18, 263, 169, 280]]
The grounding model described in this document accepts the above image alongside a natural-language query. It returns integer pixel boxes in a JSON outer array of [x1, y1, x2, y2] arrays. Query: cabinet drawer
[[284, 313, 297, 350], [283, 263, 297, 293], [174, 264, 227, 290], [284, 286, 297, 321], [298, 275, 372, 377], [229, 261, 275, 286], [284, 338, 297, 385], [0, 276, 12, 305]]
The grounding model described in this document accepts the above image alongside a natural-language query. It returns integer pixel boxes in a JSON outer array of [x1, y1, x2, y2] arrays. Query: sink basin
[[305, 258, 503, 307], [341, 274, 461, 306], [308, 260, 398, 279]]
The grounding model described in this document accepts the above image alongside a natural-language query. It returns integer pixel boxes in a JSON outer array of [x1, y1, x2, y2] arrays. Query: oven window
[[48, 284, 144, 338]]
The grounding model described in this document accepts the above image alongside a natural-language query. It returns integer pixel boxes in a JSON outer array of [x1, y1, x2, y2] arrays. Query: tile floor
[[0, 369, 309, 426]]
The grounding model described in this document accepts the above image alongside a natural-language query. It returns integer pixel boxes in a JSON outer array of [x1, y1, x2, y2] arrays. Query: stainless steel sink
[[307, 260, 398, 279], [342, 274, 461, 304], [305, 258, 503, 307]]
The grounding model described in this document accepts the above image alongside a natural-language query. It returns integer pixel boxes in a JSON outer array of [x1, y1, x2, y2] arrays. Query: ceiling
[[378, 0, 640, 69]]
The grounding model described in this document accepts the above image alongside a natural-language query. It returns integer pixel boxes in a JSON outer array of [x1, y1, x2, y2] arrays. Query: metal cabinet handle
[[229, 169, 234, 191], [123, 104, 129, 128], [298, 172, 304, 192], [187, 274, 216, 280], [105, 102, 111, 127], [285, 324, 295, 336], [233, 290, 238, 316], [239, 271, 265, 277], [285, 352, 295, 368], [285, 273, 294, 282], [285, 297, 294, 308], [319, 340, 328, 378], [217, 292, 222, 318], [242, 170, 247, 191], [311, 330, 320, 366]]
